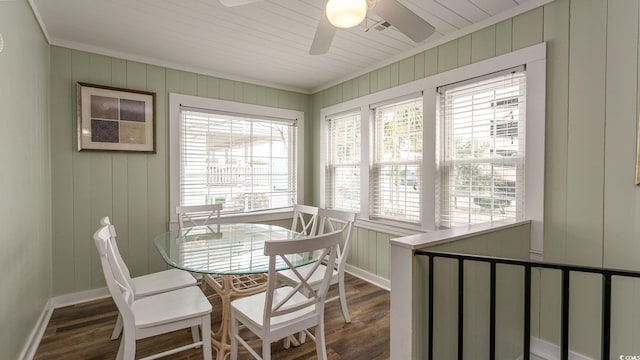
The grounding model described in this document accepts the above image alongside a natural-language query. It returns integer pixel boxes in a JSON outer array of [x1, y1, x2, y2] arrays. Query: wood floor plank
[[34, 274, 390, 359]]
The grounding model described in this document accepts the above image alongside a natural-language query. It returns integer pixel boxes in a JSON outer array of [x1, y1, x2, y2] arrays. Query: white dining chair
[[93, 224, 213, 360], [278, 208, 357, 323], [176, 204, 223, 234], [99, 217, 197, 340], [230, 229, 342, 360], [290, 204, 319, 236]]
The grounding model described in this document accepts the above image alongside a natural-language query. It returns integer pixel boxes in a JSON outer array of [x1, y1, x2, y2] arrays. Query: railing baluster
[[523, 265, 531, 360], [490, 262, 496, 360], [601, 274, 612, 360], [414, 250, 639, 360], [458, 259, 464, 360], [561, 269, 570, 360], [428, 255, 434, 360]]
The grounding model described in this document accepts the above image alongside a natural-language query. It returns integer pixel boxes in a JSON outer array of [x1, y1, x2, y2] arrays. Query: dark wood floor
[[34, 273, 390, 360]]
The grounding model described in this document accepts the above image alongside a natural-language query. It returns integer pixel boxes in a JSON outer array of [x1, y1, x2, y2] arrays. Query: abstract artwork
[[77, 82, 155, 152]]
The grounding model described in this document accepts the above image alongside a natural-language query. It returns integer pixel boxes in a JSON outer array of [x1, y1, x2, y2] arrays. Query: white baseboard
[[49, 287, 110, 308], [18, 299, 54, 360], [19, 287, 111, 360], [345, 264, 390, 291], [516, 337, 593, 360]]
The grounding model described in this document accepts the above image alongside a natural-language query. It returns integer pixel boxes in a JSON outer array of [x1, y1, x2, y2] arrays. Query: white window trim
[[320, 42, 545, 255], [169, 93, 305, 225]]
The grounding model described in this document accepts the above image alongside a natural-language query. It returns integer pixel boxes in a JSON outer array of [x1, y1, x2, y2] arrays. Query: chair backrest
[[262, 230, 342, 330], [290, 204, 319, 236], [99, 216, 136, 294], [316, 208, 356, 272], [93, 224, 136, 324], [176, 204, 223, 233]]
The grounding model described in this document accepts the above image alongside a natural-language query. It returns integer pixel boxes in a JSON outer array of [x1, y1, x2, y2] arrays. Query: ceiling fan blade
[[309, 12, 336, 55], [218, 0, 261, 7], [370, 0, 435, 42]]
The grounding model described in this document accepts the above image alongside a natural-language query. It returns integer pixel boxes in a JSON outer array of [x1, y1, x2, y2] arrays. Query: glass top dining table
[[152, 222, 315, 275], [153, 222, 316, 360]]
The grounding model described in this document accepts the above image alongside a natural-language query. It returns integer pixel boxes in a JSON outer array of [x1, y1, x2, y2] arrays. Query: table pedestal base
[[203, 273, 268, 360]]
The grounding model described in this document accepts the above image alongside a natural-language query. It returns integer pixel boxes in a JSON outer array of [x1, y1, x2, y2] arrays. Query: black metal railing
[[415, 250, 640, 360]]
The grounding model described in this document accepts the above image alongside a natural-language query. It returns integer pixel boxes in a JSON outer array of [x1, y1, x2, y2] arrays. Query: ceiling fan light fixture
[[326, 0, 367, 29]]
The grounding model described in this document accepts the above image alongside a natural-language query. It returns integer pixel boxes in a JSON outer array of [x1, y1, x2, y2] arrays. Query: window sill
[[354, 218, 427, 237], [169, 208, 294, 230]]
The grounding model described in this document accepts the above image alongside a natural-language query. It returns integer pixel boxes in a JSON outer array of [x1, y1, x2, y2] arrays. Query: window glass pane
[[372, 96, 423, 224], [326, 111, 360, 212], [180, 110, 296, 213], [440, 72, 526, 227]]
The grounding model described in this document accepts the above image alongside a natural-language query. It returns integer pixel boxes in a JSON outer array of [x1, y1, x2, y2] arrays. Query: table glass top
[[153, 223, 315, 275]]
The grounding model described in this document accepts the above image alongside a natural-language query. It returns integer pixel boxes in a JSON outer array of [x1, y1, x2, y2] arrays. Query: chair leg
[[338, 273, 351, 323], [111, 313, 123, 340], [118, 333, 136, 360], [202, 315, 212, 360], [262, 340, 271, 360], [315, 322, 328, 360], [299, 330, 306, 344], [191, 325, 201, 346], [230, 314, 238, 360]]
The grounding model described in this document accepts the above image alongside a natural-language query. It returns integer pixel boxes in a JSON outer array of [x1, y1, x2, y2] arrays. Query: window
[[326, 111, 360, 212], [169, 94, 303, 222], [439, 69, 526, 227], [319, 43, 544, 239], [371, 96, 423, 224]]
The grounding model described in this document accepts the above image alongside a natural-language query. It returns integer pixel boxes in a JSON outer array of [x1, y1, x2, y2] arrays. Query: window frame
[[169, 93, 305, 225], [320, 43, 545, 255]]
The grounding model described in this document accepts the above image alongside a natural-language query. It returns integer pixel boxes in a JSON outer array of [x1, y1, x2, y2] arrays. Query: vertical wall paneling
[[71, 51, 93, 291], [399, 56, 416, 84], [471, 25, 496, 63], [88, 54, 114, 288], [50, 47, 75, 296], [565, 0, 607, 267], [414, 52, 426, 80], [125, 61, 150, 277], [457, 34, 472, 67], [512, 8, 544, 51], [377, 65, 391, 91], [437, 40, 458, 73], [565, 0, 608, 357], [389, 61, 399, 88], [110, 59, 131, 270], [146, 65, 169, 273], [1, 2, 51, 357], [425, 47, 438, 76], [495, 19, 513, 55], [376, 232, 391, 278], [540, 0, 570, 347], [603, 0, 640, 355]]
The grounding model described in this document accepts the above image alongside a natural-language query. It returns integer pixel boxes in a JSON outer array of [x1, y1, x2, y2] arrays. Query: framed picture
[[77, 82, 156, 152]]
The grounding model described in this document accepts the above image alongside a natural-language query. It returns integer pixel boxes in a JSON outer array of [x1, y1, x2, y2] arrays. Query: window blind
[[179, 109, 297, 214], [371, 96, 423, 224], [439, 70, 526, 227], [326, 111, 360, 212]]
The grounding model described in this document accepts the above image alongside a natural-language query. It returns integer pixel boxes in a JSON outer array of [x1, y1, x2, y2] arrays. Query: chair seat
[[278, 263, 338, 288], [231, 286, 316, 329], [131, 268, 196, 297], [133, 287, 212, 329]]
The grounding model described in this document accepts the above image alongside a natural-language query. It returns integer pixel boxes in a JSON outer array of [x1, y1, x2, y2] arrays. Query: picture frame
[[77, 82, 156, 152]]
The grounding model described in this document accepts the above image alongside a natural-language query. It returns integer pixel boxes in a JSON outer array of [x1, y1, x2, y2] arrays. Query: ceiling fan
[[218, 0, 435, 55]]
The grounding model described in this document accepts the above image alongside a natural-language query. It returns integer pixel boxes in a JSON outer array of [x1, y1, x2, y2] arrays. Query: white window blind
[[439, 70, 526, 227], [179, 108, 297, 214], [326, 111, 360, 212], [371, 96, 423, 224]]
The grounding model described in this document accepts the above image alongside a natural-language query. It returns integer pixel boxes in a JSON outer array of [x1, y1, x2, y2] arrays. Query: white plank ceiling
[[30, 0, 535, 93]]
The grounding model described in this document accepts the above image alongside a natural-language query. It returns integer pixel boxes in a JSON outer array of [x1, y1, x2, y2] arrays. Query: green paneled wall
[[49, 48, 312, 295], [0, 1, 51, 359], [312, 1, 640, 357]]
